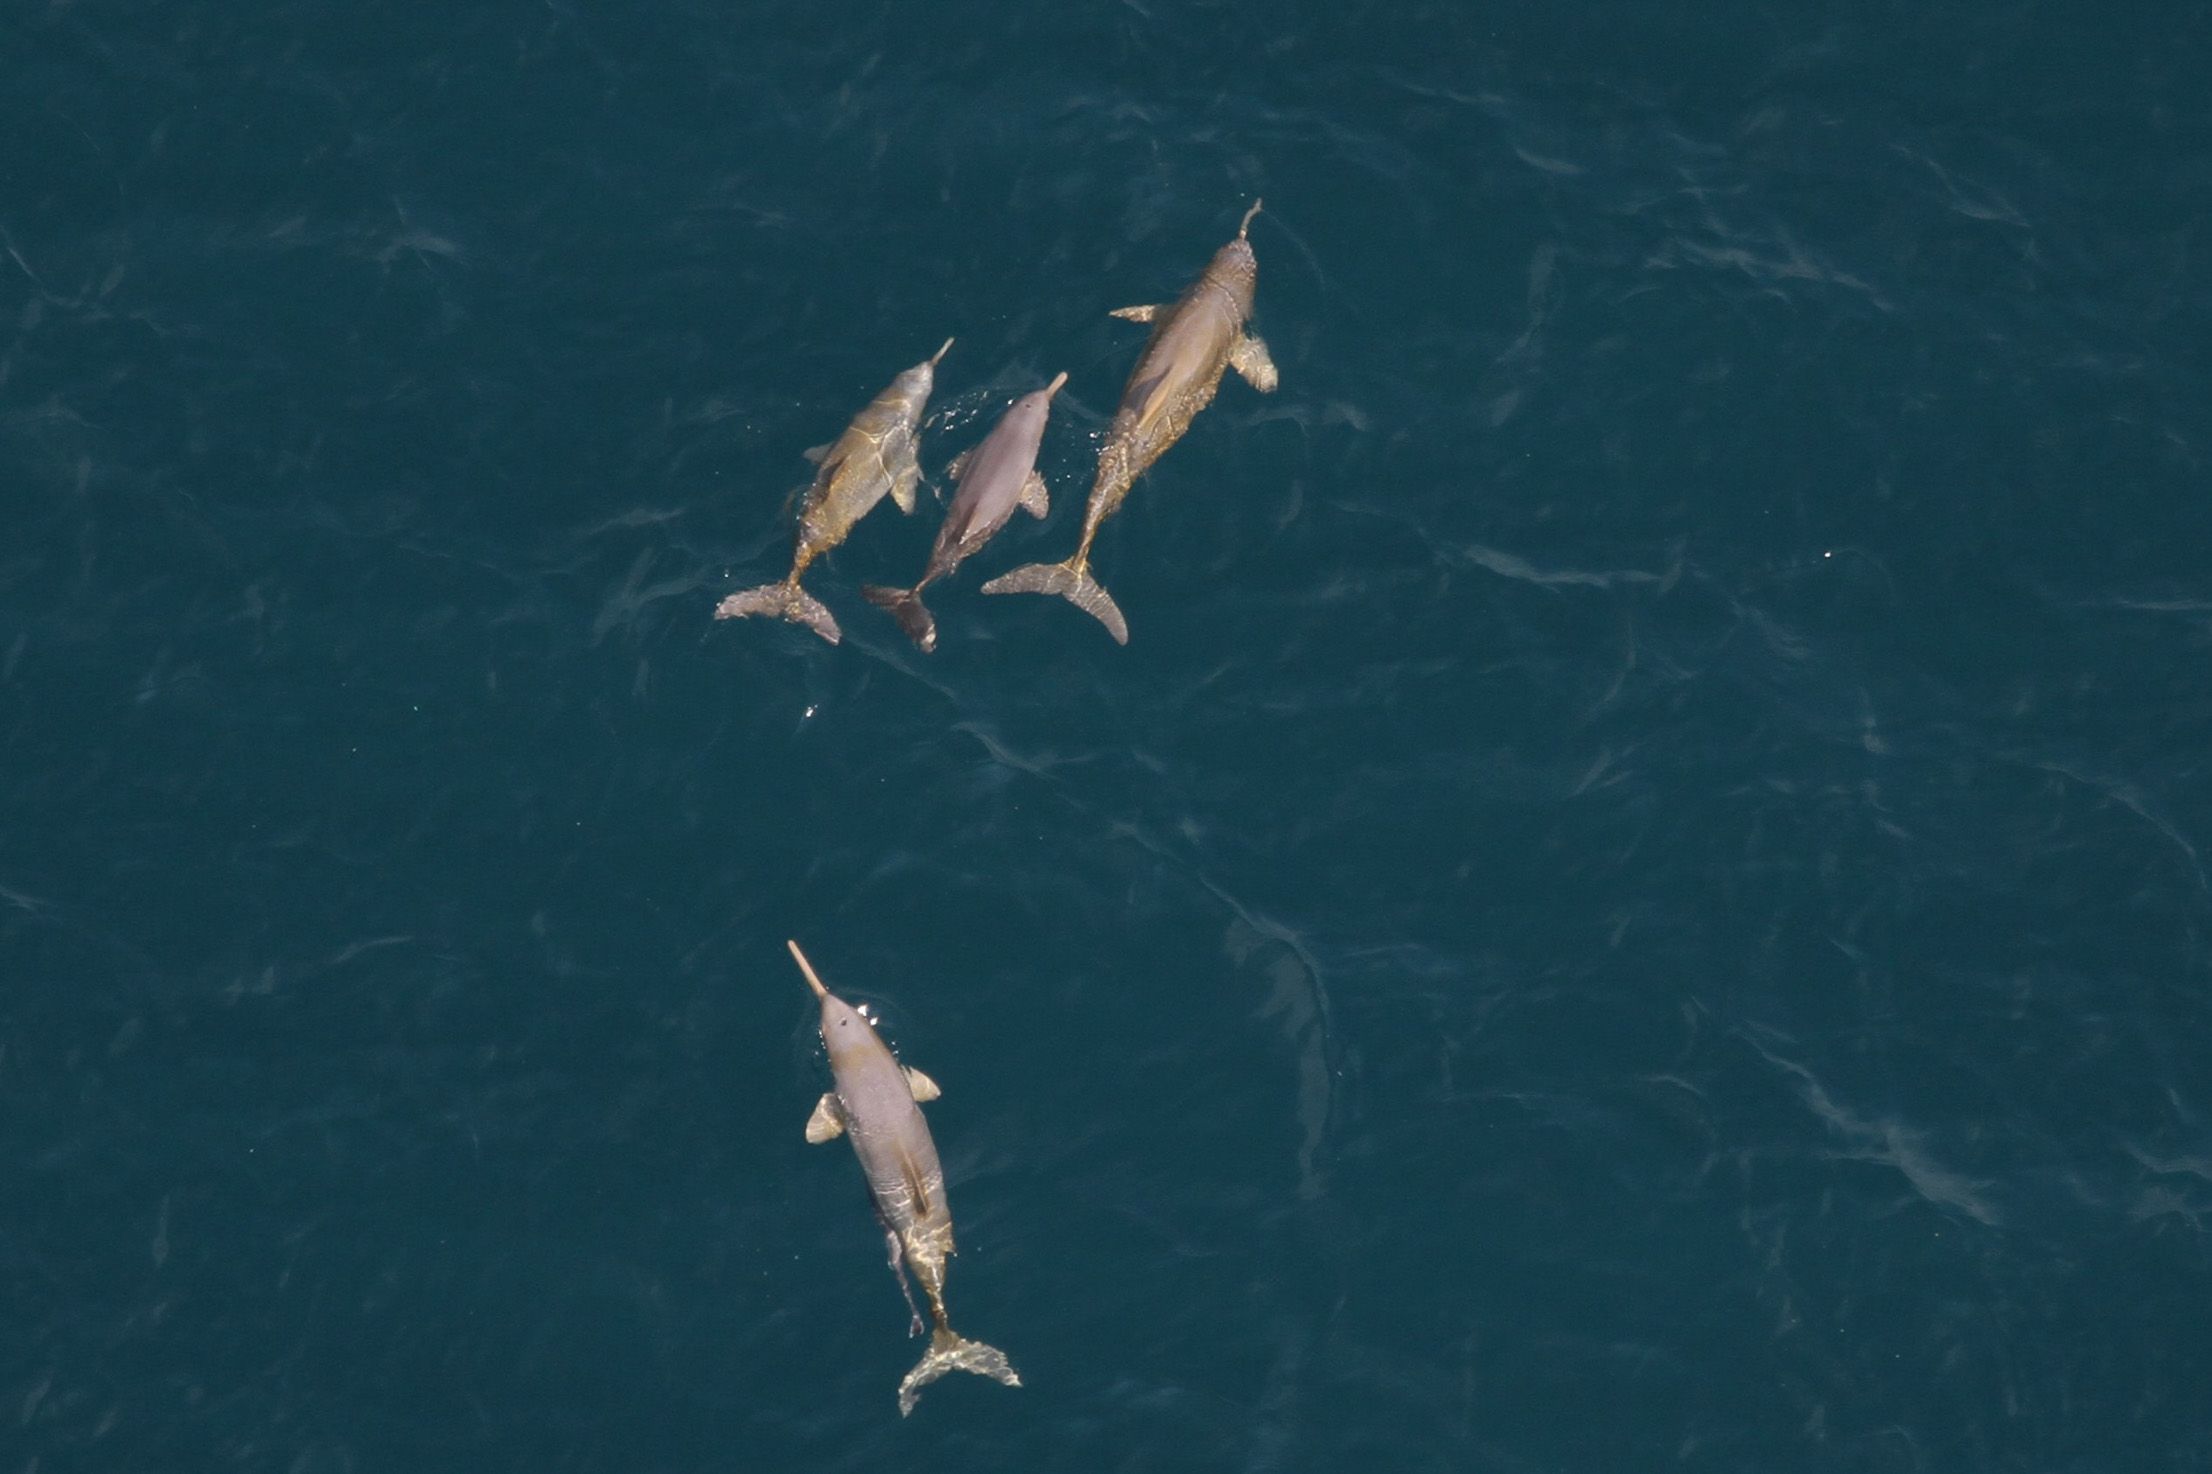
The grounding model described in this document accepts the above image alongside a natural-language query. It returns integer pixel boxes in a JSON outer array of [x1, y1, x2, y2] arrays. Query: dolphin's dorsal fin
[[1126, 368, 1173, 424], [1229, 332, 1279, 393], [903, 1065, 942, 1103], [805, 1092, 846, 1143], [1018, 471, 1049, 519], [1109, 304, 1162, 324], [801, 442, 834, 465], [897, 1146, 932, 1217]]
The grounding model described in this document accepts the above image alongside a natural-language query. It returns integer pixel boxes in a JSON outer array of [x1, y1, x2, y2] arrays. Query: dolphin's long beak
[[787, 939, 830, 999], [930, 337, 955, 367], [1043, 371, 1069, 399], [1238, 199, 1263, 239]]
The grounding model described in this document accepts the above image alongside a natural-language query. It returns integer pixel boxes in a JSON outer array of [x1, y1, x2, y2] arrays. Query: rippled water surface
[[7, 3, 2210, 1470]]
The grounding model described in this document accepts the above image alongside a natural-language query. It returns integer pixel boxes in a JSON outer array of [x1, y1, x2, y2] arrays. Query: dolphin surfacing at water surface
[[862, 371, 1066, 652], [982, 201, 1276, 643], [788, 941, 1021, 1416], [714, 339, 951, 644]]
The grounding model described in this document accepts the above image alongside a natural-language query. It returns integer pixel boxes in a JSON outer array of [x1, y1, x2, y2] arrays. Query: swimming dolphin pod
[[717, 201, 1275, 649], [747, 204, 1285, 1419]]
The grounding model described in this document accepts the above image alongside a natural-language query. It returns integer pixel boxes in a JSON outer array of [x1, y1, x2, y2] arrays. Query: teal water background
[[6, 3, 2209, 1470]]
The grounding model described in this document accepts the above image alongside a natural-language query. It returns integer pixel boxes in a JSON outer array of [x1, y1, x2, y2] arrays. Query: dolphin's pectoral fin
[[888, 441, 925, 514], [1018, 471, 1050, 519], [903, 1065, 942, 1103], [1110, 304, 1162, 324], [804, 1093, 846, 1143], [943, 449, 971, 483], [1230, 332, 1279, 393], [889, 464, 920, 515], [801, 442, 834, 465]]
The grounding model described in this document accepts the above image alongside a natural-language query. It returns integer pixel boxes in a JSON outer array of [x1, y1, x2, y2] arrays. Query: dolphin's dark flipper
[[860, 583, 939, 653]]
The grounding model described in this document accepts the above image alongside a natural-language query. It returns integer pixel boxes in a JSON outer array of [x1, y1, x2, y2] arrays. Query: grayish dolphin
[[863, 371, 1066, 651], [789, 941, 1021, 1416]]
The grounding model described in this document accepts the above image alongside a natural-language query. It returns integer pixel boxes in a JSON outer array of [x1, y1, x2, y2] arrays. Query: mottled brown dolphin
[[714, 339, 952, 644], [861, 371, 1066, 651], [789, 940, 1021, 1416], [982, 201, 1276, 643]]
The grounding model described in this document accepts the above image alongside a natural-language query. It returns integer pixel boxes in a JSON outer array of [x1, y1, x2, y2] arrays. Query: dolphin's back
[[821, 993, 949, 1235], [946, 394, 1050, 544]]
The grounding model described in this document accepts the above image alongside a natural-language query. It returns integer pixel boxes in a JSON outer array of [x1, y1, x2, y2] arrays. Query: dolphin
[[981, 201, 1276, 643], [714, 339, 952, 644], [788, 940, 1021, 1416], [861, 371, 1067, 651]]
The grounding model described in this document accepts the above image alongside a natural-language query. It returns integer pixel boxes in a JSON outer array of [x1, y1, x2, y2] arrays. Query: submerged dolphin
[[788, 940, 1021, 1416], [982, 201, 1276, 643], [714, 339, 952, 644], [862, 371, 1066, 651]]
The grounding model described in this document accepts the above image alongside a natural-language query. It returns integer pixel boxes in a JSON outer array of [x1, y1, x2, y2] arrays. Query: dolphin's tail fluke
[[713, 579, 841, 644], [860, 583, 939, 653], [896, 1323, 1021, 1417], [979, 560, 1129, 645]]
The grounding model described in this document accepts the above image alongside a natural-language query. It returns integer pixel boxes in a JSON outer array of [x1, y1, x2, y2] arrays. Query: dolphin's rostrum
[[982, 201, 1276, 642], [789, 940, 1021, 1416], [714, 339, 952, 644], [862, 371, 1066, 651]]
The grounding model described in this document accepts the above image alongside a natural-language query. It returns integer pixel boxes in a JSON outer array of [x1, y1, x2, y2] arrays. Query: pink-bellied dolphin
[[862, 371, 1067, 651], [789, 941, 1021, 1416]]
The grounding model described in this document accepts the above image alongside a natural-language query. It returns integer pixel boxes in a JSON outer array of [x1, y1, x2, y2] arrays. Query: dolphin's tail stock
[[979, 560, 1129, 645], [713, 578, 841, 644], [896, 1323, 1021, 1417], [859, 583, 939, 653]]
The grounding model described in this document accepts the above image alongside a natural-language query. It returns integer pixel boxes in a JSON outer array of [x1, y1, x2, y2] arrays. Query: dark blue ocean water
[[6, 3, 2210, 1470]]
